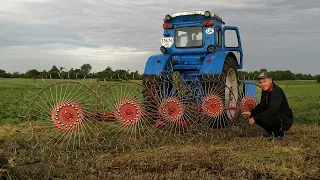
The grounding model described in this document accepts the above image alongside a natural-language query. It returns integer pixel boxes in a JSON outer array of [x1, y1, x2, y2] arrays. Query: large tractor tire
[[220, 56, 239, 121]]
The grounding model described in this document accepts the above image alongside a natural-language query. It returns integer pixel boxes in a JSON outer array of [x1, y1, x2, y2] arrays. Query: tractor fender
[[143, 54, 171, 75], [200, 51, 236, 75]]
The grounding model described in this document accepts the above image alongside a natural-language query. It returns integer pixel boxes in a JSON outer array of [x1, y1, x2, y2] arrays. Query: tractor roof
[[170, 10, 224, 24]]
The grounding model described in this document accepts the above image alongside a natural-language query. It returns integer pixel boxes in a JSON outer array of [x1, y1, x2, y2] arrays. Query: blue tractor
[[142, 10, 249, 127], [144, 10, 243, 78]]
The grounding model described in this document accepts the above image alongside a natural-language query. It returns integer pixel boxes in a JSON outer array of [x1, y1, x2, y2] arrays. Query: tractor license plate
[[161, 37, 174, 48]]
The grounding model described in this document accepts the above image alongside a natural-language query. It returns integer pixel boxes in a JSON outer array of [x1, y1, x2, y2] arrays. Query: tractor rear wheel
[[221, 56, 239, 121]]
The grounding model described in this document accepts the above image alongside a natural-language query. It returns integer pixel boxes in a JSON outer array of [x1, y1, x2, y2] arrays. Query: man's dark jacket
[[250, 82, 293, 130]]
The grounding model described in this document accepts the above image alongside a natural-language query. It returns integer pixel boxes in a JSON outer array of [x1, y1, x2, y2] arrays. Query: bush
[[316, 75, 320, 83]]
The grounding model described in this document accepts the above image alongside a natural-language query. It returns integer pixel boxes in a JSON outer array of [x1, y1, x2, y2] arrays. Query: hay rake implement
[[17, 73, 258, 156], [16, 10, 263, 157]]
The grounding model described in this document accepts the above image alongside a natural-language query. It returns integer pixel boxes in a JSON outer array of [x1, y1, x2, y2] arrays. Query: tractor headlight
[[204, 11, 211, 17], [207, 45, 216, 53], [164, 14, 172, 21], [160, 46, 167, 54]]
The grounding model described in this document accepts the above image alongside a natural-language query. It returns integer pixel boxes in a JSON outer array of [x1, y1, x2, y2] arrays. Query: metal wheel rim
[[225, 68, 238, 119]]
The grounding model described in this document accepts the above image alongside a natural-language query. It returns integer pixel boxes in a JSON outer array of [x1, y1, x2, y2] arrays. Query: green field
[[1, 78, 319, 124], [0, 78, 320, 179]]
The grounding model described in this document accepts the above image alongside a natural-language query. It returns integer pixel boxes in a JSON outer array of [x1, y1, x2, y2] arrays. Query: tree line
[[0, 64, 141, 81], [238, 68, 320, 82], [0, 65, 319, 82]]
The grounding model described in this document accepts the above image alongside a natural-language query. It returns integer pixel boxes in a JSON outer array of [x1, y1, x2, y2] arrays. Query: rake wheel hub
[[63, 112, 73, 120], [169, 106, 176, 114], [240, 96, 257, 113], [159, 97, 184, 123], [125, 109, 133, 115], [202, 95, 224, 118], [114, 98, 142, 126], [51, 100, 84, 132]]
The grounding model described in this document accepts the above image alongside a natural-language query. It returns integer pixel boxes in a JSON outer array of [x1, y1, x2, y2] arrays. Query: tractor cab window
[[224, 29, 239, 47], [175, 26, 203, 48]]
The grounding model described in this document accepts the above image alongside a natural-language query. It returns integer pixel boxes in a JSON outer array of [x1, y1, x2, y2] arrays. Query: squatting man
[[242, 72, 293, 140]]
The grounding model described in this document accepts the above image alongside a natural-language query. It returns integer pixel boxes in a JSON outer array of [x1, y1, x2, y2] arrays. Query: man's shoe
[[267, 135, 284, 141], [275, 136, 284, 141]]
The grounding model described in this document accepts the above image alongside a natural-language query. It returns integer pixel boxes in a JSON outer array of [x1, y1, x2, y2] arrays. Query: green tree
[[49, 65, 59, 72], [295, 73, 304, 80], [97, 66, 114, 81], [73, 69, 84, 79], [113, 69, 129, 80], [67, 68, 75, 79], [26, 69, 40, 79], [41, 70, 48, 79], [48, 65, 60, 79], [130, 71, 141, 80], [4, 73, 12, 78], [0, 69, 6, 77], [80, 64, 92, 76], [316, 75, 320, 83], [237, 70, 248, 79], [20, 73, 26, 78], [307, 74, 313, 80], [280, 70, 295, 80], [12, 72, 20, 78], [57, 67, 68, 79], [259, 68, 268, 73]]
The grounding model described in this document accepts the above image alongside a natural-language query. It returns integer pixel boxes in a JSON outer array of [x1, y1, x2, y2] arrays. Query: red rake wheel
[[199, 75, 239, 129], [22, 80, 103, 153], [240, 96, 258, 113], [114, 98, 142, 126], [51, 100, 84, 131], [98, 81, 158, 149], [151, 76, 200, 136], [158, 97, 184, 124], [201, 95, 224, 118]]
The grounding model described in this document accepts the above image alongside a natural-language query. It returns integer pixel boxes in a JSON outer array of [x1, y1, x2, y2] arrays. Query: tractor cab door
[[222, 26, 243, 68]]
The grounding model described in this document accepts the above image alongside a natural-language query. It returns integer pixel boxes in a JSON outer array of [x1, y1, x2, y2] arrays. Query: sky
[[0, 0, 319, 75]]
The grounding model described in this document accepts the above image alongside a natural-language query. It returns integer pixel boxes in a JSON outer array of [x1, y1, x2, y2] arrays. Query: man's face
[[258, 78, 273, 91]]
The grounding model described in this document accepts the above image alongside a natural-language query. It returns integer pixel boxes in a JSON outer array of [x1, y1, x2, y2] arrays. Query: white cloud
[[200, 0, 266, 9], [58, 46, 150, 60], [0, 45, 152, 73]]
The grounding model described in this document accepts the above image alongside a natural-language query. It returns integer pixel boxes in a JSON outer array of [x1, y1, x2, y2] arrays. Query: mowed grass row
[[0, 78, 319, 124], [1, 122, 319, 179]]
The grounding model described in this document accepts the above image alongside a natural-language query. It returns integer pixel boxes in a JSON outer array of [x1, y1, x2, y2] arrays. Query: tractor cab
[[144, 10, 243, 80], [161, 10, 224, 54]]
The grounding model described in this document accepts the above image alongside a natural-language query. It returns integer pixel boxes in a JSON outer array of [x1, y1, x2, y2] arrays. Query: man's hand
[[242, 111, 251, 118], [249, 117, 255, 126]]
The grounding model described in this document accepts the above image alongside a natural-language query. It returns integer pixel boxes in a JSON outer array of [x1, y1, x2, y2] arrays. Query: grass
[[0, 78, 320, 179], [1, 123, 319, 179]]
